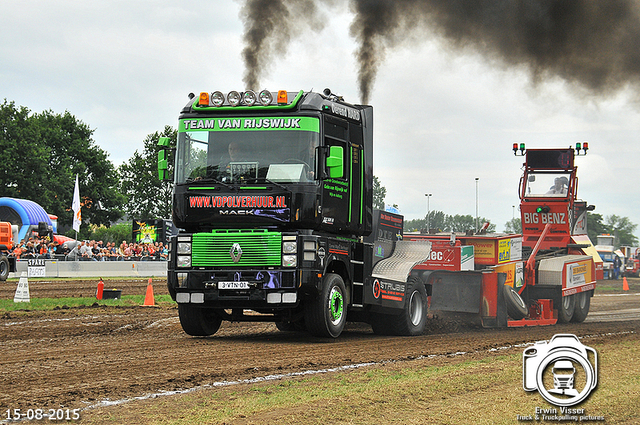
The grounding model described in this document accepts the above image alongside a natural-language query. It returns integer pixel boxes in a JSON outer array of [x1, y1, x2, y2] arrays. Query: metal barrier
[[10, 259, 167, 279]]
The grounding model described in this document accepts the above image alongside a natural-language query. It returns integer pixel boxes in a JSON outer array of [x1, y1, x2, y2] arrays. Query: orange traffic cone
[[96, 278, 104, 300], [623, 276, 630, 291], [143, 278, 155, 306]]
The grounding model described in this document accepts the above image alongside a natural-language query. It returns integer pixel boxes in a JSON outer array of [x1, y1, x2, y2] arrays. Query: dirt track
[[0, 278, 638, 415]]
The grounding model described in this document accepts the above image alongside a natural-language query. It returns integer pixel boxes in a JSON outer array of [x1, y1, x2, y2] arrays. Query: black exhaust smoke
[[240, 0, 640, 104], [240, 0, 332, 90]]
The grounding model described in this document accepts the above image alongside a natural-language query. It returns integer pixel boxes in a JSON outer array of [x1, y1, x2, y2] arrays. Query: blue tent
[[0, 198, 55, 241]]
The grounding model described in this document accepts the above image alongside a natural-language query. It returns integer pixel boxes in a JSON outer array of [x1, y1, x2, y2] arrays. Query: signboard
[[414, 241, 474, 271], [463, 235, 522, 266], [132, 219, 175, 244], [565, 260, 593, 291], [27, 259, 45, 278]]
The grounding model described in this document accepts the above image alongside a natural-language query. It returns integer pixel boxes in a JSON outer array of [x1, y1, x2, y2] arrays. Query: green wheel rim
[[329, 287, 344, 325]]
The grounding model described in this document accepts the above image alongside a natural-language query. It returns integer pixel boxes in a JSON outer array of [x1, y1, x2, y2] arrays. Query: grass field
[[80, 334, 639, 424], [0, 294, 174, 312]]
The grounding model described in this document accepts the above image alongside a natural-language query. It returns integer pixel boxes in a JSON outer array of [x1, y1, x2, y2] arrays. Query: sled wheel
[[557, 293, 576, 323], [0, 255, 9, 281], [305, 273, 346, 338], [178, 304, 222, 336], [390, 277, 428, 336], [570, 291, 591, 323], [503, 284, 528, 320]]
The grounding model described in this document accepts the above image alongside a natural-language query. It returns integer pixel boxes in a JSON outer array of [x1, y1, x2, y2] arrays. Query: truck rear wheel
[[178, 304, 222, 336], [557, 293, 575, 323], [391, 277, 427, 336], [305, 273, 346, 338], [0, 255, 9, 281], [503, 284, 528, 320], [571, 291, 591, 323]]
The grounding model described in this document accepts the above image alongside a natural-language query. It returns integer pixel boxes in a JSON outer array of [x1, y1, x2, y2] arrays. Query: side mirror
[[326, 146, 344, 179], [158, 137, 170, 181]]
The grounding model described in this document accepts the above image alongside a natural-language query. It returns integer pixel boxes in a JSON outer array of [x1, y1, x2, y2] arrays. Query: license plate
[[218, 281, 250, 290]]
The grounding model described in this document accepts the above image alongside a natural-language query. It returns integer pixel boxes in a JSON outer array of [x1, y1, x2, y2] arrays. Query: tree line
[[0, 100, 175, 241], [406, 212, 638, 247]]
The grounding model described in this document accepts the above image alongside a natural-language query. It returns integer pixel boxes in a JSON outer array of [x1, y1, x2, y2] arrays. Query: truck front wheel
[[178, 304, 223, 337], [305, 273, 346, 338], [571, 291, 591, 323], [557, 293, 575, 323]]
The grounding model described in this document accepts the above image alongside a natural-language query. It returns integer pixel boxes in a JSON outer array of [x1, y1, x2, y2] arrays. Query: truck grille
[[192, 229, 282, 267]]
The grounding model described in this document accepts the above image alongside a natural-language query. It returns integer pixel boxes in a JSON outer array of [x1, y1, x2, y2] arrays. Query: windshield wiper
[[260, 178, 289, 192], [187, 177, 234, 190]]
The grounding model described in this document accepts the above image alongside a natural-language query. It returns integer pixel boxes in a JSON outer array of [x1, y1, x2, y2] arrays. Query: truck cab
[[159, 89, 381, 337]]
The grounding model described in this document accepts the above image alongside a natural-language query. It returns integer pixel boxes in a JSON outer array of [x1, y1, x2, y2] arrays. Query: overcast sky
[[2, 1, 639, 237]]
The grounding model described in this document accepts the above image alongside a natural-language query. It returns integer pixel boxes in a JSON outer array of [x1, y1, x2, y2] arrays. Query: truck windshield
[[175, 120, 319, 185], [524, 172, 570, 198]]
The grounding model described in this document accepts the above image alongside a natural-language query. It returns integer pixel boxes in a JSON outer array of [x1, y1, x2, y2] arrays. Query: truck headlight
[[177, 242, 192, 255], [282, 255, 297, 267], [177, 256, 192, 268], [283, 241, 297, 254]]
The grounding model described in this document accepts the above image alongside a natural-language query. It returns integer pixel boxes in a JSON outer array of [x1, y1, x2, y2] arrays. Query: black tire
[[557, 293, 576, 323], [0, 255, 9, 281], [571, 291, 591, 323], [389, 277, 428, 336], [275, 321, 296, 332], [305, 273, 347, 338], [275, 320, 306, 332], [178, 304, 222, 336], [370, 314, 394, 335], [503, 284, 528, 320]]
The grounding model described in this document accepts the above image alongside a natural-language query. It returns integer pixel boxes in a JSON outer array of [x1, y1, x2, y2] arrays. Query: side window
[[324, 116, 348, 181]]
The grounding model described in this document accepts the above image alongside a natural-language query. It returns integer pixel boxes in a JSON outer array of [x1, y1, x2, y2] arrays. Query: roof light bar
[[243, 90, 257, 106], [227, 91, 241, 107], [194, 89, 293, 107], [211, 91, 225, 107], [259, 89, 273, 106]]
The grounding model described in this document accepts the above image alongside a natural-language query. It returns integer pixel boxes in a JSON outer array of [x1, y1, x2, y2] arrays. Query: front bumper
[[168, 269, 321, 308]]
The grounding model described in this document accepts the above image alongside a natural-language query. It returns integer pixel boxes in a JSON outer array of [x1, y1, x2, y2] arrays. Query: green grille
[[192, 229, 282, 267]]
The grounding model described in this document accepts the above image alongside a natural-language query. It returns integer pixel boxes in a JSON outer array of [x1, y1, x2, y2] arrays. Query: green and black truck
[[158, 88, 432, 338]]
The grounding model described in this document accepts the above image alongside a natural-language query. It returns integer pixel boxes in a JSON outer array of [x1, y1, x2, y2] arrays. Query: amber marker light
[[277, 90, 288, 104], [198, 92, 209, 106]]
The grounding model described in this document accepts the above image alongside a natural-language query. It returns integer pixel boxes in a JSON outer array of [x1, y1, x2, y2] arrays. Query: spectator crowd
[[11, 237, 168, 261]]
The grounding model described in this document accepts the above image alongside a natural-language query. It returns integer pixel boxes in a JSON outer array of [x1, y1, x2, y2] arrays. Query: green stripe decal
[[179, 116, 319, 133], [360, 155, 364, 224], [349, 146, 353, 223]]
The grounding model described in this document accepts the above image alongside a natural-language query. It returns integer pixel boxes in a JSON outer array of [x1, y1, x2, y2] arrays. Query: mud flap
[[477, 272, 509, 328], [429, 271, 483, 313]]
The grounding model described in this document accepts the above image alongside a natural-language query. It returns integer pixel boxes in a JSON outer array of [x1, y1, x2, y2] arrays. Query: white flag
[[72, 174, 81, 232]]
